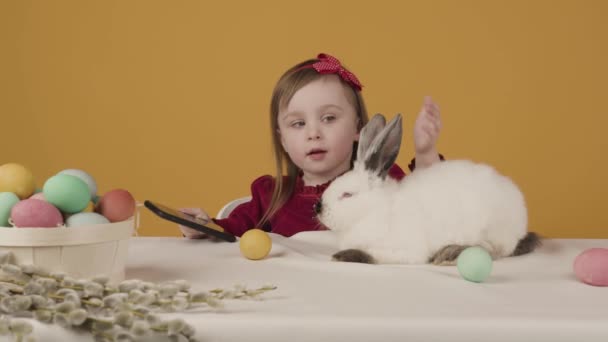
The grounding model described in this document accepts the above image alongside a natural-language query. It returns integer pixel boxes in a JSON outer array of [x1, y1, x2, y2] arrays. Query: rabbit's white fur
[[317, 114, 528, 264]]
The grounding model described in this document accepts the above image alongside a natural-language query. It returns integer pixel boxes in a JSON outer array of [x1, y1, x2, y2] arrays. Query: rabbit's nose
[[313, 200, 322, 214]]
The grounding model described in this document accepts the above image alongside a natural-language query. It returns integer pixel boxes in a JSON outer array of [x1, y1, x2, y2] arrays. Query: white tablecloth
[[4, 232, 608, 342]]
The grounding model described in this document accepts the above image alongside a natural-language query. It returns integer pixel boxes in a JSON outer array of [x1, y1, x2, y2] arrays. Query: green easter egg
[[457, 246, 493, 283], [43, 174, 90, 214], [0, 192, 20, 227], [58, 169, 97, 200]]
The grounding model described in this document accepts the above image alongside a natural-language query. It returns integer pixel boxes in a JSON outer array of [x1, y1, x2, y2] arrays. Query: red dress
[[212, 164, 407, 237]]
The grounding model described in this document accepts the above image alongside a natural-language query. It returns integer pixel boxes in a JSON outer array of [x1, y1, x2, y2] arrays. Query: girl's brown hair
[[257, 57, 369, 227]]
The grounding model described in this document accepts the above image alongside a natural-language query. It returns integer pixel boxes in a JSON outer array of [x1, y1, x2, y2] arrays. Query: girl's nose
[[307, 124, 321, 140]]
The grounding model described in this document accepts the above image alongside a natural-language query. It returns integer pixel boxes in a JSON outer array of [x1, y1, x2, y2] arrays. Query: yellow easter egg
[[239, 229, 272, 260], [84, 201, 95, 212], [0, 163, 36, 199]]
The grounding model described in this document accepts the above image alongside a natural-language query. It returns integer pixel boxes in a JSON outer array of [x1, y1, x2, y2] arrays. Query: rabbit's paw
[[332, 249, 376, 264], [429, 245, 470, 265], [511, 232, 542, 256]]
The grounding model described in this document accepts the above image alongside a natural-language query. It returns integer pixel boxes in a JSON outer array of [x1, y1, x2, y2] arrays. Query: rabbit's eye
[[340, 192, 353, 199]]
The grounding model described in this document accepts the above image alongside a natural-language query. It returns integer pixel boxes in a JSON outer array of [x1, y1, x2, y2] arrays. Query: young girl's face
[[278, 75, 359, 185]]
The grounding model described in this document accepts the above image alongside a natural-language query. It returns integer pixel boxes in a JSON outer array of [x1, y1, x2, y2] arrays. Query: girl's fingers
[[195, 214, 210, 223], [424, 95, 433, 106], [423, 124, 435, 138], [419, 97, 441, 135], [180, 225, 207, 239], [426, 103, 440, 118], [424, 122, 439, 138], [432, 116, 442, 131], [421, 113, 441, 131], [427, 110, 442, 129], [180, 208, 203, 216]]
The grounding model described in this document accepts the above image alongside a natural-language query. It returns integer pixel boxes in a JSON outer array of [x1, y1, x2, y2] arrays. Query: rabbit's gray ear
[[356, 114, 386, 163], [363, 114, 403, 179]]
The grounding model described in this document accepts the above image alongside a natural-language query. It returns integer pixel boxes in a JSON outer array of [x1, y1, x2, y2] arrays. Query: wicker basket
[[0, 216, 137, 283]]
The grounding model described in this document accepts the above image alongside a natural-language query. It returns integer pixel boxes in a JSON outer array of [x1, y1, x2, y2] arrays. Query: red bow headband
[[294, 53, 363, 91]]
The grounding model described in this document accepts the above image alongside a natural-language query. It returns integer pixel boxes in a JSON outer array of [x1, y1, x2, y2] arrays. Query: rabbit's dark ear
[[356, 114, 386, 163], [363, 114, 403, 179]]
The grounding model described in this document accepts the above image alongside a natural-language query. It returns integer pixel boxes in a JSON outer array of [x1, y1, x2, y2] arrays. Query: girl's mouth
[[307, 149, 327, 160], [307, 148, 327, 155]]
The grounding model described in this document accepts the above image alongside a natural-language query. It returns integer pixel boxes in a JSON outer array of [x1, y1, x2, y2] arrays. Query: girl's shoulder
[[250, 175, 276, 193]]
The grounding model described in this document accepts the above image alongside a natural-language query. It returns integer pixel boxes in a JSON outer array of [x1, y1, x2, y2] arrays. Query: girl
[[179, 53, 443, 238]]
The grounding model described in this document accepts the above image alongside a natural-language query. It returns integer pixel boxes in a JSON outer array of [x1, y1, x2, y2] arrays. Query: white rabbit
[[316, 113, 540, 265]]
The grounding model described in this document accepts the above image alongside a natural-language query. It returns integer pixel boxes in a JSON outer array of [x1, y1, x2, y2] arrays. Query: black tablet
[[144, 200, 237, 242]]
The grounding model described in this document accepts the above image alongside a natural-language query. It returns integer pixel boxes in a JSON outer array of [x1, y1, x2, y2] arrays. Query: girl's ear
[[363, 114, 403, 179], [277, 129, 287, 151], [354, 118, 362, 141]]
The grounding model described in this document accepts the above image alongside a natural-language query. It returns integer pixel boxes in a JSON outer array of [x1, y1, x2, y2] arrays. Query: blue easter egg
[[66, 212, 110, 227]]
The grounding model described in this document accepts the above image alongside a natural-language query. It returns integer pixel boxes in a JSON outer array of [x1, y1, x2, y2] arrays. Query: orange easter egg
[[96, 189, 136, 222]]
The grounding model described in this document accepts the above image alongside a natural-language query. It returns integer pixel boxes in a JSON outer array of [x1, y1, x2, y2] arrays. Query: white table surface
[[4, 232, 608, 342]]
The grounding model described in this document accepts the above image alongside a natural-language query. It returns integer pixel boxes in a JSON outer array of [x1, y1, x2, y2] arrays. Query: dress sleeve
[[211, 175, 274, 237], [407, 153, 446, 172], [388, 164, 406, 181]]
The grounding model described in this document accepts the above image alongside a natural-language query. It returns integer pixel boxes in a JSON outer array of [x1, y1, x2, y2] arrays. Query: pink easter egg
[[10, 198, 64, 228], [96, 189, 136, 222], [29, 192, 46, 201], [573, 248, 608, 286]]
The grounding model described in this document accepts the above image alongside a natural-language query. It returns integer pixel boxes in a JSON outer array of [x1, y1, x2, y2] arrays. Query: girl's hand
[[413, 96, 442, 155], [178, 208, 210, 239]]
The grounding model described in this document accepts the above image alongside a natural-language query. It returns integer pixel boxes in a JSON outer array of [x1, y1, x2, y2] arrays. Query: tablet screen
[[145, 201, 227, 233]]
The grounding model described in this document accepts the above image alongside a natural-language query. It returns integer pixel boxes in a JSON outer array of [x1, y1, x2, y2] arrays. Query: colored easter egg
[[66, 212, 110, 227], [10, 199, 63, 228], [0, 163, 36, 199], [58, 169, 97, 199], [43, 174, 90, 214], [29, 192, 46, 201], [573, 248, 608, 286], [96, 189, 136, 222], [239, 228, 272, 260], [0, 192, 20, 227], [457, 246, 493, 283], [83, 201, 94, 212]]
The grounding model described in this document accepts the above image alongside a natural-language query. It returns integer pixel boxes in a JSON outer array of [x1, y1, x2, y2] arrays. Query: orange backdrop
[[1, 0, 606, 238]]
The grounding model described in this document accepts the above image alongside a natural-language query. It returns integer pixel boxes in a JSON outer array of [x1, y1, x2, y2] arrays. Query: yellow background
[[1, 0, 606, 238]]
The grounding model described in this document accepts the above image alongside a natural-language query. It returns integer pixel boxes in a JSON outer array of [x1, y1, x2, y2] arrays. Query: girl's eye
[[322, 115, 336, 122], [339, 192, 353, 200], [290, 121, 304, 128]]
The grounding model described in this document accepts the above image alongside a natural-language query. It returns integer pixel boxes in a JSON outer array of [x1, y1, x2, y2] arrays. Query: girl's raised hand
[[413, 96, 442, 155]]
